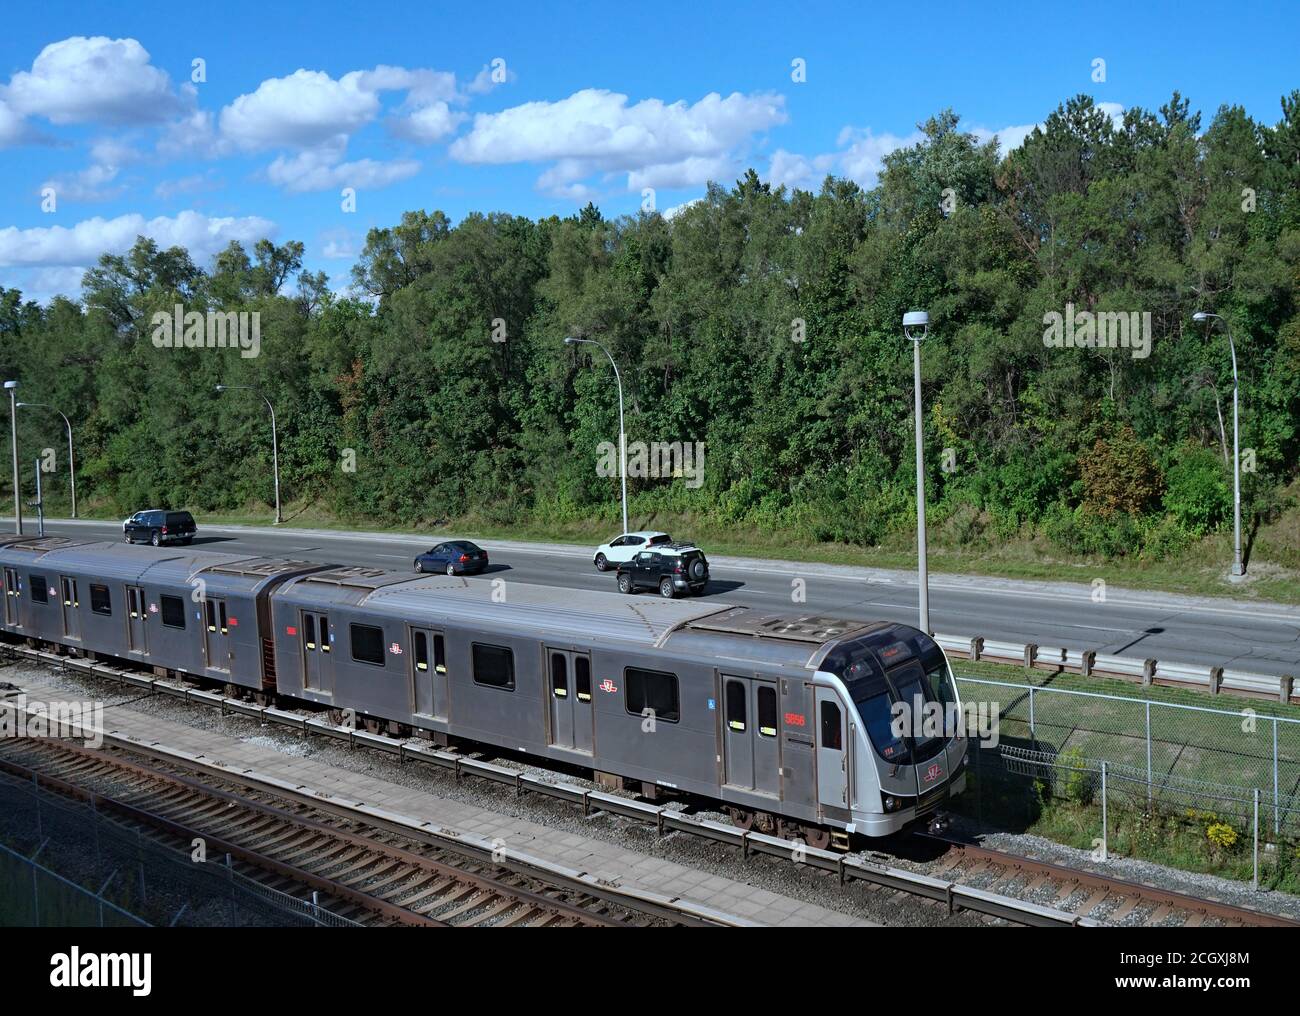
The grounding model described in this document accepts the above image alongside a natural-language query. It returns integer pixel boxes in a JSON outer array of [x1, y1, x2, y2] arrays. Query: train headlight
[[883, 795, 899, 812]]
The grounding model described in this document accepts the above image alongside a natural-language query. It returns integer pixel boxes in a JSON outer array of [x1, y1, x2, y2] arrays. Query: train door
[[722, 676, 781, 797], [125, 585, 148, 655], [203, 597, 232, 672], [815, 687, 849, 811], [301, 610, 332, 693], [546, 648, 593, 753], [3, 568, 19, 626], [59, 576, 80, 640], [409, 626, 448, 720]]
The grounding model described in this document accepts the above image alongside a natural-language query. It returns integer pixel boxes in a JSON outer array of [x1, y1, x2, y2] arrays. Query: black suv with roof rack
[[123, 510, 197, 547], [615, 541, 710, 598]]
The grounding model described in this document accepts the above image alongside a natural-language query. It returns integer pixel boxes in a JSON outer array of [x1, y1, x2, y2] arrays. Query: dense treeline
[[2, 92, 1299, 562]]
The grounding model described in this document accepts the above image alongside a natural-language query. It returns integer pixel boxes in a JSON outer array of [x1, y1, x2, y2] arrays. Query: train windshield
[[831, 636, 954, 765]]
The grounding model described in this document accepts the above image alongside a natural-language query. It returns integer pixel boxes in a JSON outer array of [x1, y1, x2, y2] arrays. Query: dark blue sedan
[[414, 540, 489, 575]]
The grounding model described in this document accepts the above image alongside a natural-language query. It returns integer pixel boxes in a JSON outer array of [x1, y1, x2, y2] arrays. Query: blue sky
[[1, 0, 1297, 304]]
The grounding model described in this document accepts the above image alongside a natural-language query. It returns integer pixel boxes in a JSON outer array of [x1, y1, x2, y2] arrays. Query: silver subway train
[[0, 536, 966, 845]]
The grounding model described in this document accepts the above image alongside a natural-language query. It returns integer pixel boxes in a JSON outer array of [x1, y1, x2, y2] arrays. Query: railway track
[[0, 737, 696, 927], [909, 833, 1300, 929], [8, 642, 1298, 928]]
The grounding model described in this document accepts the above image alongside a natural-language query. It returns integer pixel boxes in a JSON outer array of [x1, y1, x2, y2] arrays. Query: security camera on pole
[[903, 311, 931, 633]]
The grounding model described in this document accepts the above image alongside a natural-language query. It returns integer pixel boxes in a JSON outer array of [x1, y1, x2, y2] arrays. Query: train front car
[[816, 625, 968, 837]]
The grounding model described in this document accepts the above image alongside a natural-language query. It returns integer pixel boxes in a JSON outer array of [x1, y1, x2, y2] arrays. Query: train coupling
[[927, 812, 951, 835]]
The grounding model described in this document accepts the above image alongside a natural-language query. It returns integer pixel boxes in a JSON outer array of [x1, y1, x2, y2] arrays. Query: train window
[[725, 680, 746, 731], [925, 661, 956, 707], [551, 653, 568, 698], [472, 643, 515, 690], [757, 686, 778, 737], [30, 575, 48, 604], [820, 700, 843, 751], [414, 631, 429, 672], [160, 594, 186, 629], [434, 634, 446, 674], [90, 584, 112, 616], [303, 613, 316, 650], [206, 600, 217, 633], [350, 624, 386, 666], [575, 656, 592, 702], [624, 667, 679, 723]]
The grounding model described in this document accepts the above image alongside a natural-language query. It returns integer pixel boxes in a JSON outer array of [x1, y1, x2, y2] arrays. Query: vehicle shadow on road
[[702, 580, 745, 595]]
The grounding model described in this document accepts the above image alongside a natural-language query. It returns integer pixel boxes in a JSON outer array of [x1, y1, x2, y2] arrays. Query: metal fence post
[[1029, 685, 1035, 743], [1253, 788, 1259, 891], [1100, 761, 1108, 862], [1273, 718, 1280, 835], [1145, 700, 1152, 808]]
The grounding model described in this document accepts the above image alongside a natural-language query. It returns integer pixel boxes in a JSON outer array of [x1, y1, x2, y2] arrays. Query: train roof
[[284, 567, 902, 668], [285, 568, 732, 646], [0, 537, 321, 590]]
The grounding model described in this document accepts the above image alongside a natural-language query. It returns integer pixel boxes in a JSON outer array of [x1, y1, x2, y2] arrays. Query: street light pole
[[903, 311, 931, 633], [16, 403, 76, 518], [4, 381, 19, 534], [564, 336, 628, 535], [215, 385, 282, 524], [1193, 311, 1244, 579]]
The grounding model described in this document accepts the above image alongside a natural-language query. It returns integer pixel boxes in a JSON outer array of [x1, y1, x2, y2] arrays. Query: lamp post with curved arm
[[564, 336, 628, 536], [16, 402, 76, 518], [215, 384, 281, 524], [903, 311, 931, 633], [1193, 311, 1244, 580]]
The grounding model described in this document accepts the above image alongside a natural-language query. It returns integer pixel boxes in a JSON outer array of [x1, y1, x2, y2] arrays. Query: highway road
[[17, 518, 1300, 679]]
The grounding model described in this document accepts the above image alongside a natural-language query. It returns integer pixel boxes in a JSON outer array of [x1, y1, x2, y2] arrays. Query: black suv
[[124, 510, 197, 546], [616, 543, 710, 598]]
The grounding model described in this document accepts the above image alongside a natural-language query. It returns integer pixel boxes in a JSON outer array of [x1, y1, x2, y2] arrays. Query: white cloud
[[11, 265, 89, 304], [320, 229, 357, 259], [0, 210, 275, 268], [392, 101, 463, 143], [465, 61, 512, 96], [264, 146, 420, 193], [764, 127, 919, 192], [766, 148, 835, 191], [41, 163, 124, 203], [451, 88, 787, 197], [157, 109, 222, 160], [836, 127, 923, 186], [220, 69, 382, 151], [0, 98, 28, 146], [3, 36, 184, 125], [218, 64, 469, 152], [663, 197, 704, 219], [154, 172, 220, 200]]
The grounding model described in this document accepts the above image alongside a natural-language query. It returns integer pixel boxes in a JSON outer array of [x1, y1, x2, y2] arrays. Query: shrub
[[1057, 747, 1094, 805], [1163, 446, 1231, 537], [1079, 425, 1163, 518], [1206, 821, 1239, 851]]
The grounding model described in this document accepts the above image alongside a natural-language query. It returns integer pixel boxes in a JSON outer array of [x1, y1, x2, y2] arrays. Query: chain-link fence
[[955, 676, 1300, 835], [0, 769, 360, 927]]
